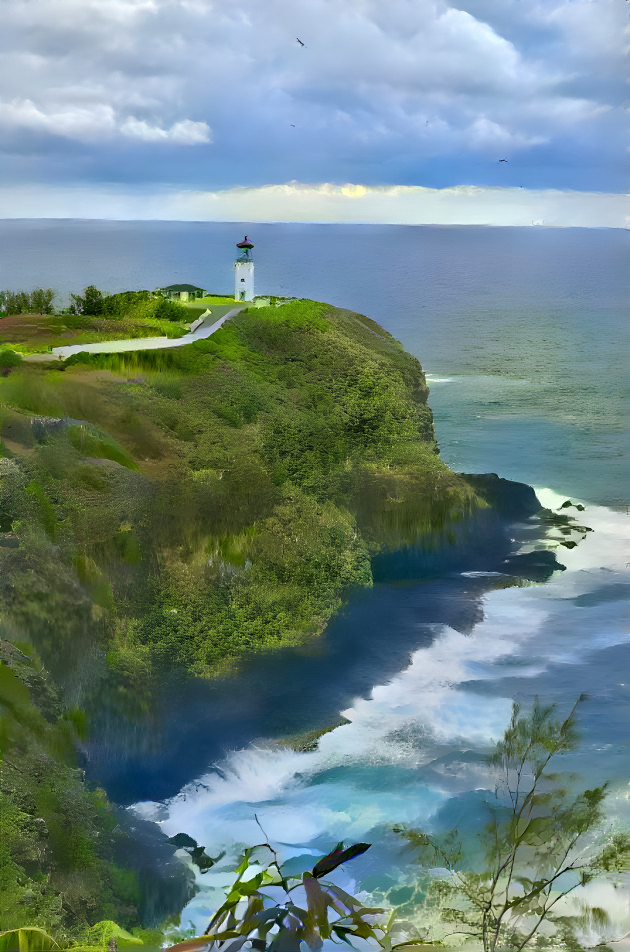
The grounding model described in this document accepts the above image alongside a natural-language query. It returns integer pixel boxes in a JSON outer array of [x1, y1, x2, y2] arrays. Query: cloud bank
[[0, 182, 625, 228]]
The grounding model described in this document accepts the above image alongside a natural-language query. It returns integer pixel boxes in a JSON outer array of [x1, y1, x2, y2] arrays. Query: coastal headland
[[0, 298, 575, 944]]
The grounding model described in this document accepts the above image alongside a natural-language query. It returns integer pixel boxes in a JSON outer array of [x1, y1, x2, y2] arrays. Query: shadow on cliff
[[81, 475, 568, 805]]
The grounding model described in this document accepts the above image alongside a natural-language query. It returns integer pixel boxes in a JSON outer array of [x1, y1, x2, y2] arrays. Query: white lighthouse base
[[234, 260, 254, 302]]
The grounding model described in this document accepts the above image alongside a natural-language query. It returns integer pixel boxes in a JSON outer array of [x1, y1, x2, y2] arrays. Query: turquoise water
[[133, 495, 630, 943], [3, 221, 629, 941]]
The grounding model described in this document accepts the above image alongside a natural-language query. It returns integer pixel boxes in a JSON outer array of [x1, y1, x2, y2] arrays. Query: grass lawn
[[0, 313, 189, 353], [189, 294, 237, 307]]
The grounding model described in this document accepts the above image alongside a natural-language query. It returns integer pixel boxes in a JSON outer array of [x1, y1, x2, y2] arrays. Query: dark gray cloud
[[0, 0, 626, 205]]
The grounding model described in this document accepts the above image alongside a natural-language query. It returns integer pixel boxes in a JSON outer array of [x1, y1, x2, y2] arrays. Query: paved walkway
[[47, 306, 246, 360]]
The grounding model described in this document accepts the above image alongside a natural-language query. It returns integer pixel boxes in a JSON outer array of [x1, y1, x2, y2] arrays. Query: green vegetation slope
[[0, 299, 477, 681], [0, 640, 194, 944]]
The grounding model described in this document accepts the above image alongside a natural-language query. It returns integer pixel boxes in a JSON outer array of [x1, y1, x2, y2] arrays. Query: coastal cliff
[[0, 299, 505, 939]]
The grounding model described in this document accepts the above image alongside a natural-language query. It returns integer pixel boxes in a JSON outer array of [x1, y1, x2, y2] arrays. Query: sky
[[0, 0, 628, 225]]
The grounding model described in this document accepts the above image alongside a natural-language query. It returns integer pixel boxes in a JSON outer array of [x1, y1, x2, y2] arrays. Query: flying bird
[[296, 37, 305, 46], [290, 123, 296, 127], [498, 158, 509, 163]]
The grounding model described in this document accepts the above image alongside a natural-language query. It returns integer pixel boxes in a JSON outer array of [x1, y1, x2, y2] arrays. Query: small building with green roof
[[158, 284, 207, 302]]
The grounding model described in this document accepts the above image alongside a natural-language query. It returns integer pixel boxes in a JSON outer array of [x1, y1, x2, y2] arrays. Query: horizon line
[[0, 217, 625, 230]]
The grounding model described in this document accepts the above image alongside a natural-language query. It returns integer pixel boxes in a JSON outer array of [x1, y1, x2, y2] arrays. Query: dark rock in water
[[460, 473, 542, 519], [166, 834, 225, 873], [560, 499, 585, 511], [167, 832, 198, 851], [372, 474, 549, 585], [501, 548, 565, 582]]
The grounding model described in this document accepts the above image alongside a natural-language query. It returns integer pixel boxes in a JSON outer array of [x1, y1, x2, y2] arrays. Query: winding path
[[48, 306, 246, 360]]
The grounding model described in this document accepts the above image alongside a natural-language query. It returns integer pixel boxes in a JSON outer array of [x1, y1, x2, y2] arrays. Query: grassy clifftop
[[0, 299, 478, 681]]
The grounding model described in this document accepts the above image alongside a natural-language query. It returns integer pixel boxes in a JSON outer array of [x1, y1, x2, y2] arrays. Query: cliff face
[[0, 638, 196, 941], [0, 300, 478, 684]]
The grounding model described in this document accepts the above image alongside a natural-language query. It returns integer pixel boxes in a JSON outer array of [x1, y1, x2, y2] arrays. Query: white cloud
[[119, 116, 212, 143], [0, 97, 211, 144], [466, 116, 544, 151], [541, 0, 628, 64], [9, 0, 161, 31], [0, 99, 116, 139]]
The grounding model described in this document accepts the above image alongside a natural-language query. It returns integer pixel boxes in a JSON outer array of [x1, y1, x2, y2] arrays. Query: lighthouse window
[[240, 278, 245, 282]]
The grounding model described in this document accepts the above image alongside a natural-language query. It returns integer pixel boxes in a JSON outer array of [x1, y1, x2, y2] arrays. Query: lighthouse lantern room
[[234, 236, 255, 302]]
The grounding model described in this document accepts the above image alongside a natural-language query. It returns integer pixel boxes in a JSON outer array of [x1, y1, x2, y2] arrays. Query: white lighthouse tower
[[234, 235, 255, 301]]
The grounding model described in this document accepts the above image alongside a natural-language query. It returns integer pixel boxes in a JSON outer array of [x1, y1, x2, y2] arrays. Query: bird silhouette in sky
[[498, 158, 509, 163], [297, 37, 305, 46], [290, 123, 296, 127]]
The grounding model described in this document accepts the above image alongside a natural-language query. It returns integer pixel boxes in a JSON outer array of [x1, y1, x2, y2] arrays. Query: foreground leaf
[[311, 843, 370, 879], [0, 929, 60, 952]]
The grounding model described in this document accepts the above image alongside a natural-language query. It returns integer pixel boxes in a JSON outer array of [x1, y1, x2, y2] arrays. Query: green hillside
[[0, 298, 480, 940], [0, 299, 478, 681]]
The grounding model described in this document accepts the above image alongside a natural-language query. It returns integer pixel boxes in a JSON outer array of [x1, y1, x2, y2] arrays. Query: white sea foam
[[133, 498, 630, 940], [460, 570, 505, 577], [425, 374, 454, 384]]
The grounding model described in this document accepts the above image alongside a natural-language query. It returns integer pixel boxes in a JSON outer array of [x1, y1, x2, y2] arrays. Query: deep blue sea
[[2, 220, 629, 941], [2, 220, 627, 508]]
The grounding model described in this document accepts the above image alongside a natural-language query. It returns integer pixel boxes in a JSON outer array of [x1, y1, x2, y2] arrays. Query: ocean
[[2, 220, 629, 942], [2, 220, 627, 508]]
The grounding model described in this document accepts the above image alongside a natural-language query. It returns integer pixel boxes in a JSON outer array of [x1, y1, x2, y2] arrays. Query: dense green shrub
[[69, 286, 105, 316], [0, 651, 147, 941], [69, 287, 187, 323], [0, 349, 22, 376]]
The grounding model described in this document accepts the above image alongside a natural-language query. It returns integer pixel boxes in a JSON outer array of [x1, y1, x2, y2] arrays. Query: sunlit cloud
[[0, 181, 625, 229], [175, 182, 628, 228]]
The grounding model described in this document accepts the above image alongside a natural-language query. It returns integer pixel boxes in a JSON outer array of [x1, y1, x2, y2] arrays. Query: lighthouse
[[234, 236, 254, 302]]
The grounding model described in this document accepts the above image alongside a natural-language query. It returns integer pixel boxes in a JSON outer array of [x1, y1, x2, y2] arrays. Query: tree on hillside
[[69, 285, 105, 315], [1, 288, 55, 315], [3, 291, 30, 315], [30, 287, 56, 314], [67, 286, 186, 321], [104, 289, 186, 321], [396, 697, 630, 951]]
